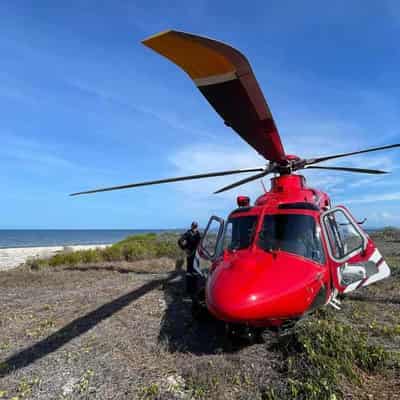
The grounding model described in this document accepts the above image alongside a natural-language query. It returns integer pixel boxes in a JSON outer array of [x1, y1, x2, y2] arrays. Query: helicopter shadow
[[0, 271, 179, 378], [0, 269, 252, 379], [63, 264, 169, 275], [158, 275, 251, 355]]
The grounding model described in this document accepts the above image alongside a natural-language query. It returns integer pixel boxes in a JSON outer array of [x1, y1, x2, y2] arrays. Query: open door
[[322, 206, 391, 293], [198, 215, 225, 261]]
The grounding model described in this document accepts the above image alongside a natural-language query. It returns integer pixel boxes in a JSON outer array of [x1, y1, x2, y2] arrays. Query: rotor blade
[[214, 170, 270, 194], [305, 166, 388, 174], [142, 30, 286, 162], [70, 167, 265, 196], [306, 144, 400, 165]]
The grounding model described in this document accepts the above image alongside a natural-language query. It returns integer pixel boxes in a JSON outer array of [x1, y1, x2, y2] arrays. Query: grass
[[26, 233, 181, 269], [386, 256, 400, 276], [269, 309, 391, 400], [371, 227, 400, 242], [180, 308, 396, 400]]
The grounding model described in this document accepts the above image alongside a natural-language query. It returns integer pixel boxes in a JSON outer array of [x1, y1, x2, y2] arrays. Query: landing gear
[[224, 320, 299, 343], [225, 324, 269, 344]]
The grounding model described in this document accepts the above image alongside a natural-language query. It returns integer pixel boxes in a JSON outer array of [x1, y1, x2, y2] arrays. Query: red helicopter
[[72, 30, 399, 333]]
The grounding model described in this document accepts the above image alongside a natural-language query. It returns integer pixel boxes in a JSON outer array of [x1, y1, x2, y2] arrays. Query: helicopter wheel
[[253, 320, 300, 342], [254, 328, 279, 343]]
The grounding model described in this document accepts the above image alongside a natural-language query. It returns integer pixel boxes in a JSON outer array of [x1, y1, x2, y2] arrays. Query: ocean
[[0, 228, 383, 249], [0, 229, 176, 249]]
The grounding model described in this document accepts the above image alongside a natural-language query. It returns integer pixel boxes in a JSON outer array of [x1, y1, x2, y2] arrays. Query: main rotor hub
[[268, 155, 306, 175]]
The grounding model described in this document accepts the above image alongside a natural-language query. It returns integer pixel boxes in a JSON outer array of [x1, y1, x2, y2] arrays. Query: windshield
[[258, 214, 325, 264], [222, 215, 258, 251]]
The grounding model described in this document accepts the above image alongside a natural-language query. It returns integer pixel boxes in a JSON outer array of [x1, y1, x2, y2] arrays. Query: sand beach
[[0, 244, 111, 271]]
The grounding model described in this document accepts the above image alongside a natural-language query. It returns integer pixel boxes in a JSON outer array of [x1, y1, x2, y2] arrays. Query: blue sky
[[1, 0, 399, 229]]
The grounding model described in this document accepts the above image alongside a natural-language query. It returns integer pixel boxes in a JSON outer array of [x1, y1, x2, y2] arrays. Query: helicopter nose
[[206, 253, 322, 323]]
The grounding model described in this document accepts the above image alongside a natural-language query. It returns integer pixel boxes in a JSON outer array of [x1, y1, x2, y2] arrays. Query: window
[[258, 214, 325, 264], [201, 216, 224, 258], [323, 208, 365, 261], [222, 216, 258, 251]]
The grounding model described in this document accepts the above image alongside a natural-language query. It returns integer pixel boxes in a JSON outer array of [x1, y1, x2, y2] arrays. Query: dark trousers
[[185, 254, 197, 298]]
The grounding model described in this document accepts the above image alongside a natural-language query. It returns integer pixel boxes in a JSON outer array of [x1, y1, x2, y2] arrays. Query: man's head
[[191, 221, 198, 231]]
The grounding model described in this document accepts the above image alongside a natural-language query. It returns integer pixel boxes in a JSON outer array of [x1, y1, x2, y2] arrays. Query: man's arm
[[178, 231, 190, 250]]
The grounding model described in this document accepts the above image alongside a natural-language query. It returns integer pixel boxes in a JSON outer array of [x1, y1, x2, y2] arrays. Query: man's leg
[[185, 255, 196, 296]]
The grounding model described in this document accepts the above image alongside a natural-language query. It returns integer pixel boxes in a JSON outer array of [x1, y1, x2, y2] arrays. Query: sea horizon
[[0, 226, 392, 250], [0, 229, 183, 249]]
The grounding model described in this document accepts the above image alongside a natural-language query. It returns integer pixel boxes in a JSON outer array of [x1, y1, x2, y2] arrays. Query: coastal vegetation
[[371, 226, 400, 243], [26, 232, 182, 269], [266, 310, 393, 400]]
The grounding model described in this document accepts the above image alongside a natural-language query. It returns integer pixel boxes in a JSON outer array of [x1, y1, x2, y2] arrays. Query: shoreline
[[0, 242, 113, 250], [0, 244, 111, 271]]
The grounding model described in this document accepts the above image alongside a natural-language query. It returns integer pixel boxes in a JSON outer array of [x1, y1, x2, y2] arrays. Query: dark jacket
[[179, 229, 201, 256]]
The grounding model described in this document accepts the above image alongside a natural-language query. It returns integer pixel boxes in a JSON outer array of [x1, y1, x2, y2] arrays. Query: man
[[178, 221, 201, 298]]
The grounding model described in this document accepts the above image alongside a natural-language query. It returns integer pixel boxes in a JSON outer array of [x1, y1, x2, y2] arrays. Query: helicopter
[[72, 30, 399, 333]]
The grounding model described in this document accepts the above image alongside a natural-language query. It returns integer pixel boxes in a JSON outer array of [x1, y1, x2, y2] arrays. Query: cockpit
[[258, 214, 325, 264], [221, 213, 325, 264], [222, 215, 258, 251]]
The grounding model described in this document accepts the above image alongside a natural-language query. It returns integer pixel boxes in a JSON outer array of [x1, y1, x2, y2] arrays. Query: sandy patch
[[0, 244, 111, 271]]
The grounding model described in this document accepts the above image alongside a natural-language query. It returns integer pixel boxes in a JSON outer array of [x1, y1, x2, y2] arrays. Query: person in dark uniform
[[178, 221, 201, 298]]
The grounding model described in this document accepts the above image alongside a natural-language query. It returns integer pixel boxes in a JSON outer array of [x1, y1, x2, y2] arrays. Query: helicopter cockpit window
[[258, 214, 325, 264], [323, 208, 365, 261], [222, 216, 258, 251]]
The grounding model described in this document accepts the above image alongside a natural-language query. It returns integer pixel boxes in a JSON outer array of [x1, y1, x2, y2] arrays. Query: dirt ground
[[0, 240, 399, 399]]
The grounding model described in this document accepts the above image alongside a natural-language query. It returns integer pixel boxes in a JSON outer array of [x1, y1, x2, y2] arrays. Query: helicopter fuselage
[[199, 175, 390, 328]]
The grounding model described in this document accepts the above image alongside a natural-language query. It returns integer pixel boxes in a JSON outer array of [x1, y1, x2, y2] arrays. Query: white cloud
[[344, 192, 400, 204], [364, 209, 400, 228], [165, 135, 400, 224], [1, 133, 76, 169], [0, 132, 111, 177], [167, 137, 397, 198], [68, 79, 217, 140], [161, 143, 273, 222], [168, 143, 265, 173], [167, 143, 266, 202]]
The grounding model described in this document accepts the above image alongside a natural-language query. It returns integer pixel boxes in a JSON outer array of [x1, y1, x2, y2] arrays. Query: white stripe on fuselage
[[342, 248, 390, 293]]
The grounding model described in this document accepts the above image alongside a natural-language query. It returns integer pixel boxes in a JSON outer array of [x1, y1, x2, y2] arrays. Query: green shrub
[[274, 310, 389, 400], [27, 233, 181, 268], [101, 246, 123, 262], [25, 257, 48, 270], [48, 251, 82, 266]]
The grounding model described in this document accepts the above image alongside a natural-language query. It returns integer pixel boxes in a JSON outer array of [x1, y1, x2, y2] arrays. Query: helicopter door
[[198, 216, 225, 262], [321, 206, 390, 293]]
